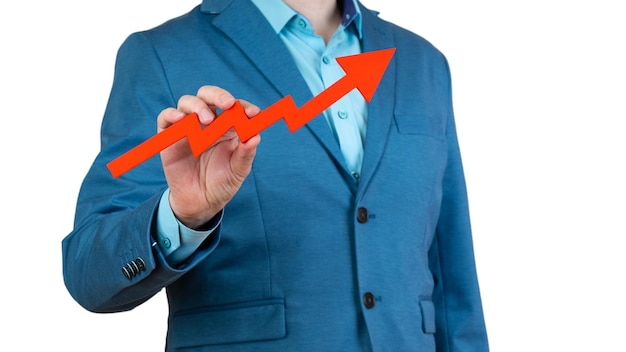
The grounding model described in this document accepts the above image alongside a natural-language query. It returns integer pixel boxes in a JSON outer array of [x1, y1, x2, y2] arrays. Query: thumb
[[230, 134, 261, 179]]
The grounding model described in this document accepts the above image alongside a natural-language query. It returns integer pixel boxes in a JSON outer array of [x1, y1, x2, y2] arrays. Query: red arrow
[[107, 47, 395, 178]]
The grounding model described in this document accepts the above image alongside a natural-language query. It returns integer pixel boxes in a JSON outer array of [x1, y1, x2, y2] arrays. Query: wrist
[[168, 192, 222, 230]]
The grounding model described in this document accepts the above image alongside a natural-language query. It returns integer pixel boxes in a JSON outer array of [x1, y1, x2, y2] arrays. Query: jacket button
[[363, 292, 375, 309], [357, 207, 369, 223], [122, 266, 132, 280], [135, 257, 146, 271], [122, 257, 147, 280]]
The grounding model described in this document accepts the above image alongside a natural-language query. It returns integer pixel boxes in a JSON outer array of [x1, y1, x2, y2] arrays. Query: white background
[[1, 0, 625, 350]]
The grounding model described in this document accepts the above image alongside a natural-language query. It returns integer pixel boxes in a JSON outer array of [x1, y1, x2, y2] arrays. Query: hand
[[158, 86, 261, 229]]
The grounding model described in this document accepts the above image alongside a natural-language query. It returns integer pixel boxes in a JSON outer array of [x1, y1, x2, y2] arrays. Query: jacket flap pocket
[[419, 299, 437, 334], [169, 299, 286, 348]]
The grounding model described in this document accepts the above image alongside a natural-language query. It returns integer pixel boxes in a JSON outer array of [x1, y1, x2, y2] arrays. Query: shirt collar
[[250, 0, 362, 38]]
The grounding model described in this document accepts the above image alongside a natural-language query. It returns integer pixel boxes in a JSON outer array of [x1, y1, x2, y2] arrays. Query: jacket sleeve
[[61, 32, 219, 313], [429, 58, 490, 351]]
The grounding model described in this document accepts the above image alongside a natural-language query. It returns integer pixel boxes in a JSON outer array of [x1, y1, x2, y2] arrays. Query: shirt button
[[297, 19, 306, 28], [322, 56, 330, 64], [363, 292, 375, 309], [337, 110, 348, 119], [357, 207, 369, 223], [161, 238, 171, 248], [352, 172, 360, 180]]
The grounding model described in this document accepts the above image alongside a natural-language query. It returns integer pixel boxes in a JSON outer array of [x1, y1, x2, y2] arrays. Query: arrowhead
[[336, 48, 395, 102]]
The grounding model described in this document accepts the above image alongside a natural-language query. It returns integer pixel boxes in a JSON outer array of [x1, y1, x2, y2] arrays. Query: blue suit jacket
[[62, 1, 489, 350]]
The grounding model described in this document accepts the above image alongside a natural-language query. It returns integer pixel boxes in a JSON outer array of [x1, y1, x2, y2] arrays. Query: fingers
[[176, 86, 260, 125], [231, 134, 261, 179], [177, 95, 216, 125], [241, 101, 261, 119], [196, 85, 237, 111], [157, 108, 186, 132], [175, 86, 233, 125]]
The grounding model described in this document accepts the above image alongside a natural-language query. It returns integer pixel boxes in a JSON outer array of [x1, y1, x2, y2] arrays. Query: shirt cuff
[[155, 189, 222, 264]]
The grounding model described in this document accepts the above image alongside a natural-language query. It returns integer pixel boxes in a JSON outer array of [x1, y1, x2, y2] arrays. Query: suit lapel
[[358, 6, 397, 194], [206, 0, 347, 170]]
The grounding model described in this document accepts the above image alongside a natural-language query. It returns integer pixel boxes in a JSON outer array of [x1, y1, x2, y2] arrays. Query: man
[[62, 0, 489, 350]]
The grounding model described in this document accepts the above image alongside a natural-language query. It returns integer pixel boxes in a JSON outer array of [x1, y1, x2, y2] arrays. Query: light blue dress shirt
[[157, 0, 365, 264]]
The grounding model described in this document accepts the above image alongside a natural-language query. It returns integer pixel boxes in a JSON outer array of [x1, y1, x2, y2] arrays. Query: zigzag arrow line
[[107, 48, 395, 178]]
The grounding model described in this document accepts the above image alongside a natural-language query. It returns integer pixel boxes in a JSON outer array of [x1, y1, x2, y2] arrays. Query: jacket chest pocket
[[394, 113, 446, 140]]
